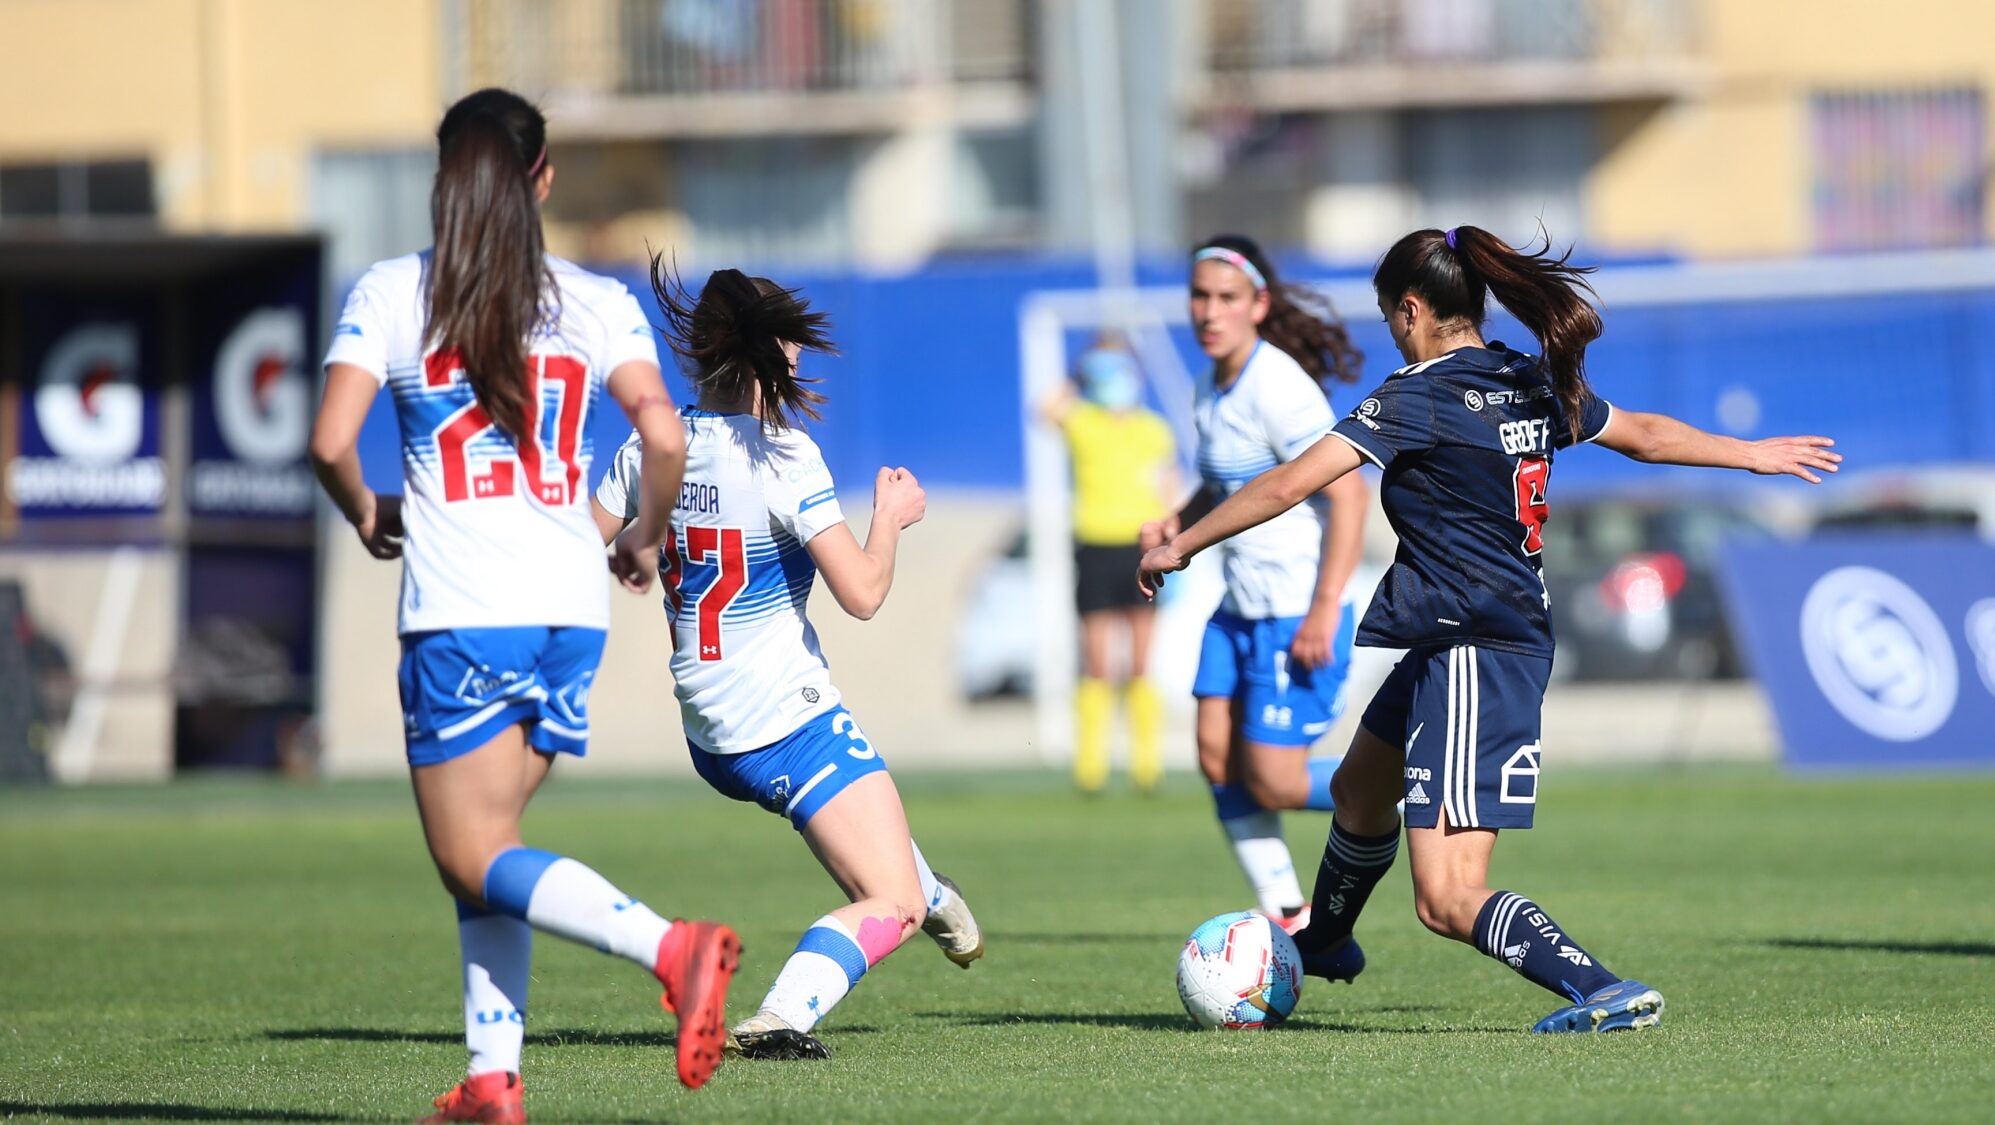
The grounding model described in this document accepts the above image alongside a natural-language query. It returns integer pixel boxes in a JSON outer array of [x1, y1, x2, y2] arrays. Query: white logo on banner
[[213, 307, 310, 465], [1799, 566, 1958, 742], [35, 322, 142, 465], [1965, 598, 1995, 698], [190, 307, 314, 515]]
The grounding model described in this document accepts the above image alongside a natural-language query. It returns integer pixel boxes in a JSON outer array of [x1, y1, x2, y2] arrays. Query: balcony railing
[[450, 0, 1032, 128], [1210, 0, 1694, 69]]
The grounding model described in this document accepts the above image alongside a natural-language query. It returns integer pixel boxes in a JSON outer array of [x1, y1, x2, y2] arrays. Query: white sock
[[520, 857, 672, 971], [460, 909, 531, 1076], [758, 915, 866, 1033], [1221, 810, 1306, 915], [910, 841, 952, 914]]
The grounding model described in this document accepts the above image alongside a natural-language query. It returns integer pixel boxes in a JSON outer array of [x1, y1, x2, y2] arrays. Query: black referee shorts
[[1075, 543, 1148, 615]]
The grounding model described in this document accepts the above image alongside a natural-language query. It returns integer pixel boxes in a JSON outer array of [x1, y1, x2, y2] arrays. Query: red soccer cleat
[[1267, 903, 1313, 937], [654, 920, 743, 1090], [419, 1070, 524, 1125]]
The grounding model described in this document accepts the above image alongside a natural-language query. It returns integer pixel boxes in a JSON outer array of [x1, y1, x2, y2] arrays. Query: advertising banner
[[5, 292, 164, 522], [1718, 537, 1995, 769], [186, 253, 320, 520]]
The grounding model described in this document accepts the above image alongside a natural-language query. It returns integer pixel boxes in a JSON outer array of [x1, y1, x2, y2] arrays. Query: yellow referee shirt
[[1060, 403, 1175, 546]]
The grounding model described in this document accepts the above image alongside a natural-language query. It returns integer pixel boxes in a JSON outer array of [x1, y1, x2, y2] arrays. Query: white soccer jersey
[[595, 411, 846, 752], [323, 251, 659, 635], [1193, 340, 1338, 619]]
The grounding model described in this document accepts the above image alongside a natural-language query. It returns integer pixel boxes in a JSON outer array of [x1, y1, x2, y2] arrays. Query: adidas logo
[[1406, 782, 1431, 805]]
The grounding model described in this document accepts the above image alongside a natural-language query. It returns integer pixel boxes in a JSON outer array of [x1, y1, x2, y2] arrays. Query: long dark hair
[[1196, 234, 1363, 388], [423, 88, 553, 443], [650, 257, 836, 432], [1372, 226, 1602, 442]]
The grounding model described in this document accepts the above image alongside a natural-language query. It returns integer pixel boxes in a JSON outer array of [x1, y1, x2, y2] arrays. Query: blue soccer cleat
[[1532, 979, 1665, 1033], [1297, 935, 1365, 985]]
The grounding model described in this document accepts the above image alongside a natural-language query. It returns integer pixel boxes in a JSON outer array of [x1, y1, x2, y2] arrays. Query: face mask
[[1080, 349, 1143, 410]]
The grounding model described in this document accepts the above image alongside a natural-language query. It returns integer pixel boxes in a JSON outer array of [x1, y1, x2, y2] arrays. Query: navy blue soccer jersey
[[1329, 343, 1611, 658]]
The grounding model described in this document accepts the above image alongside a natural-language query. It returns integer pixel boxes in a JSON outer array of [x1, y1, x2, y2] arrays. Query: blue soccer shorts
[[398, 626, 607, 767], [1359, 643, 1552, 830], [687, 706, 890, 830], [1192, 606, 1357, 746]]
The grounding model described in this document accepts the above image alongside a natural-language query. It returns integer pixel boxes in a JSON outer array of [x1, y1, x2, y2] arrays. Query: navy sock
[[1294, 819, 1399, 952], [1473, 891, 1621, 1003]]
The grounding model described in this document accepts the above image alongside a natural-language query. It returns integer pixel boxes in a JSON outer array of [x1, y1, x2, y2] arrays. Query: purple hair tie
[[527, 144, 549, 177], [1444, 227, 1459, 250]]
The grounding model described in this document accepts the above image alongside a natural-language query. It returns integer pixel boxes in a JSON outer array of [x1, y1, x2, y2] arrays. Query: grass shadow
[[985, 931, 1159, 946], [263, 1025, 884, 1048], [921, 1012, 1511, 1035], [1759, 937, 1995, 958], [0, 1104, 349, 1123]]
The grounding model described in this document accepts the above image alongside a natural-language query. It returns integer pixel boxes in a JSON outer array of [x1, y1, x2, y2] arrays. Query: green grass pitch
[[3, 766, 1993, 1122]]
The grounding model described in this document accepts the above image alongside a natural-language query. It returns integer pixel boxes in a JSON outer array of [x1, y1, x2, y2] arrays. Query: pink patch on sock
[[853, 915, 904, 966]]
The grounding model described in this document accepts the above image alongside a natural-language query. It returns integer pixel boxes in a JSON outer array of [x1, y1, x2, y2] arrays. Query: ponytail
[[423, 88, 553, 444], [1373, 225, 1602, 442], [1196, 234, 1363, 389], [651, 256, 836, 431]]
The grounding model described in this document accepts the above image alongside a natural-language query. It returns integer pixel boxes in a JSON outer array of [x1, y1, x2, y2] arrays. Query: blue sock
[[1302, 759, 1338, 812], [1210, 783, 1304, 916], [1474, 891, 1621, 1004], [1296, 818, 1398, 952], [758, 916, 870, 1032], [1210, 782, 1258, 820], [480, 847, 672, 970]]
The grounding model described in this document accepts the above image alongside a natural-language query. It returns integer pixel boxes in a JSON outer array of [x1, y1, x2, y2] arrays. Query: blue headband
[[1193, 246, 1267, 291]]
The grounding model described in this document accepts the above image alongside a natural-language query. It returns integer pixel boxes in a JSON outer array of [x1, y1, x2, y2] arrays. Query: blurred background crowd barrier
[[1, 0, 1991, 782]]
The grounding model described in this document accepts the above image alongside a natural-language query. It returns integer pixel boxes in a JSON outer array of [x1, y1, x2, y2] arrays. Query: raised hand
[[1745, 436, 1841, 484], [874, 466, 927, 530]]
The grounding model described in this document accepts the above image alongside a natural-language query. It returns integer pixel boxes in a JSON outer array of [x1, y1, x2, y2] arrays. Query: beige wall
[[0, 0, 441, 230], [1591, 0, 1995, 258]]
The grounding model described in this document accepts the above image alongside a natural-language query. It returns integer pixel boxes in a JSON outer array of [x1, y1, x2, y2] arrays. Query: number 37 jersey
[[595, 411, 847, 753], [324, 251, 660, 635], [1329, 343, 1612, 658]]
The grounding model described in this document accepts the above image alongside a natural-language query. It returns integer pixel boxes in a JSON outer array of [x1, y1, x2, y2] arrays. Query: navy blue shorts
[[688, 706, 890, 830], [398, 626, 607, 768], [1359, 644, 1551, 830], [1193, 607, 1356, 746]]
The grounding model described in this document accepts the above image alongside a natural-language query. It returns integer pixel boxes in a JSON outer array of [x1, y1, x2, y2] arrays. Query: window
[[1812, 87, 1984, 252], [0, 160, 153, 224], [310, 149, 436, 279]]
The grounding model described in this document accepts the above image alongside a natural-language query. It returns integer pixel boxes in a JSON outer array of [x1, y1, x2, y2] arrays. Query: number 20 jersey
[[323, 251, 660, 635], [595, 412, 846, 754], [1329, 343, 1612, 658]]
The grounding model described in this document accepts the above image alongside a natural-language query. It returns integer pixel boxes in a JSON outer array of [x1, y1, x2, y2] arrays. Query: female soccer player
[[1143, 235, 1367, 932], [1039, 337, 1178, 793], [592, 265, 985, 1062], [311, 88, 741, 1121], [1140, 225, 1840, 1032]]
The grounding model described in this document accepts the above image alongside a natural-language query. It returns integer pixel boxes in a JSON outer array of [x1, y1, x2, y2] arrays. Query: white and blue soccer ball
[[1175, 911, 1304, 1029]]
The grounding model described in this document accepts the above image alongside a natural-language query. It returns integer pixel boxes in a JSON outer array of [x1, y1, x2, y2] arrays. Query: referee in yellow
[[1041, 338, 1179, 793]]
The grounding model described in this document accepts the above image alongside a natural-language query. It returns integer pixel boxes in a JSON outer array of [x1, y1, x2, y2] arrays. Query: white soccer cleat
[[922, 872, 985, 968]]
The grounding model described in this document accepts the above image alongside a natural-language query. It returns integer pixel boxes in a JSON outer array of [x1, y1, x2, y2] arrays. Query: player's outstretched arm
[[311, 362, 402, 560], [1593, 409, 1841, 483], [1139, 434, 1364, 597], [605, 361, 683, 592], [808, 467, 926, 621]]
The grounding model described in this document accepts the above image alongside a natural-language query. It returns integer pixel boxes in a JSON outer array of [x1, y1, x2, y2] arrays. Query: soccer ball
[[1175, 911, 1304, 1029]]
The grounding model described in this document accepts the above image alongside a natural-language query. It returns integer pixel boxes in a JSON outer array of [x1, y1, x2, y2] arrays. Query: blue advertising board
[[6, 291, 164, 521], [1718, 537, 1995, 769], [187, 251, 321, 520]]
